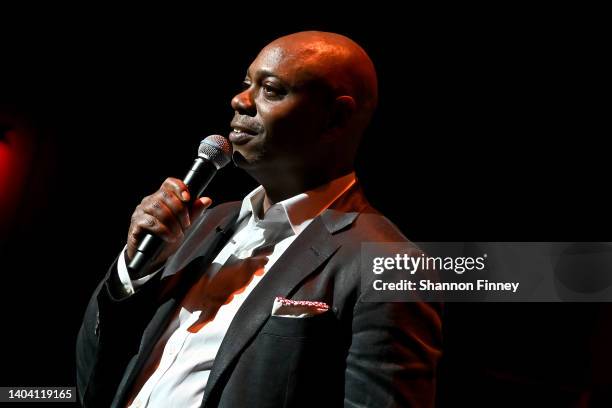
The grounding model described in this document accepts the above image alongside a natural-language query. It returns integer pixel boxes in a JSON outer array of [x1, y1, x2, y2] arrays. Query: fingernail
[[181, 191, 190, 201]]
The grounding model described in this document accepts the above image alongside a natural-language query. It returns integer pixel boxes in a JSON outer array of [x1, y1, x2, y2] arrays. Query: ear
[[322, 95, 356, 140]]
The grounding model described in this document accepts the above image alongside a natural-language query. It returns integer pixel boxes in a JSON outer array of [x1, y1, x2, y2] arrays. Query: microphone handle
[[127, 157, 218, 276]]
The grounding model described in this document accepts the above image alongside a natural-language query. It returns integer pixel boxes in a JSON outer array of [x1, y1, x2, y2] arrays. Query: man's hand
[[126, 177, 212, 275]]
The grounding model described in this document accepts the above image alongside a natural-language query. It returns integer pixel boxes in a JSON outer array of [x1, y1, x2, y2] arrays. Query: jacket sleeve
[[344, 280, 443, 407], [76, 257, 163, 408]]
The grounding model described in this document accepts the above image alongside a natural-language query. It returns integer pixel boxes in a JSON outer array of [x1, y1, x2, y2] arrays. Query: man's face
[[229, 44, 332, 172]]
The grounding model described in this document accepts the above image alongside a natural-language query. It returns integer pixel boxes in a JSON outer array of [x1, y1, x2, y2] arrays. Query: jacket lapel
[[116, 183, 368, 407], [201, 214, 348, 406], [113, 207, 241, 407]]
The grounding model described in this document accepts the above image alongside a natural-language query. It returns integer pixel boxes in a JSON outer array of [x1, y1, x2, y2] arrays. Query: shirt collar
[[237, 172, 356, 236]]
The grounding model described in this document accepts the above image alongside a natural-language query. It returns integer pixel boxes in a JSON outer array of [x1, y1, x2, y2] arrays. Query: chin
[[232, 149, 262, 169]]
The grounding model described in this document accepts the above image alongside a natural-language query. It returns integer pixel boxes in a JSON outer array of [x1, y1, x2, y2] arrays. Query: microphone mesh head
[[198, 135, 232, 168]]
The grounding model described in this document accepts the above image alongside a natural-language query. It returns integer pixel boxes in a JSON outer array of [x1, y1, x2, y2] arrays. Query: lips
[[229, 122, 260, 145], [229, 130, 255, 145]]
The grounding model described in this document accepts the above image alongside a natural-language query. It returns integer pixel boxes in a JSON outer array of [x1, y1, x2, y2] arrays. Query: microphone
[[127, 135, 233, 274]]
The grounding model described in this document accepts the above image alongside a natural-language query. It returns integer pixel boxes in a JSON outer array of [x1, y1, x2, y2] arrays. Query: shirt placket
[[130, 311, 202, 408]]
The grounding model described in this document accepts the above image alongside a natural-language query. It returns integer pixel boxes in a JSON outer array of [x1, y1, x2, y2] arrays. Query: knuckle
[[168, 176, 181, 185], [149, 204, 172, 224], [143, 216, 156, 228], [164, 177, 179, 189], [150, 200, 163, 213], [162, 195, 183, 214], [133, 208, 147, 224], [160, 189, 175, 203], [139, 195, 154, 209], [127, 234, 139, 247]]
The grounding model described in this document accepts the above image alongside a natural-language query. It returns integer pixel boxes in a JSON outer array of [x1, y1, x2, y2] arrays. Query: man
[[77, 31, 442, 407]]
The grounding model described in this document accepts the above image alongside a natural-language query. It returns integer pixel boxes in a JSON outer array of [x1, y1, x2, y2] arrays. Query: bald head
[[263, 31, 378, 127], [230, 31, 378, 192]]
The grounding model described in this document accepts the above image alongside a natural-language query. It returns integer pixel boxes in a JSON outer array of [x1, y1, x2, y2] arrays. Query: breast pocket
[[260, 309, 337, 338], [249, 311, 344, 407]]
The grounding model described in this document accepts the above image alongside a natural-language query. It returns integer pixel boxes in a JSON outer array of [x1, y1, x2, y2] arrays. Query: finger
[[162, 177, 190, 202], [132, 213, 181, 243], [191, 197, 213, 221], [141, 198, 184, 237], [158, 189, 190, 229]]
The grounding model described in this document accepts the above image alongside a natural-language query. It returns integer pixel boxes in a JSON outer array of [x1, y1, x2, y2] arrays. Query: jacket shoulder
[[325, 182, 408, 244], [351, 206, 408, 243]]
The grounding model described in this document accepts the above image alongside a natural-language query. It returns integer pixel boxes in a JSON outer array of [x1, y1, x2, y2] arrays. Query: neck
[[254, 166, 353, 214]]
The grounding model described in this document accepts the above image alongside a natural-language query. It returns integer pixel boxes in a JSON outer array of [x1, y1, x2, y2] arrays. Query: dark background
[[1, 7, 610, 407]]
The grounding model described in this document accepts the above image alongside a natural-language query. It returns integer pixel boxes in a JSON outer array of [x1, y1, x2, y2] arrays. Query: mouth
[[229, 124, 259, 145]]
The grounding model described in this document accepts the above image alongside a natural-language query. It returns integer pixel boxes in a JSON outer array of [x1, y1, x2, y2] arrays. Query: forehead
[[247, 44, 322, 86]]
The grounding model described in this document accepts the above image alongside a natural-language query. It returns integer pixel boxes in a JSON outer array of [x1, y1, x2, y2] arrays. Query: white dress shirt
[[116, 173, 356, 408]]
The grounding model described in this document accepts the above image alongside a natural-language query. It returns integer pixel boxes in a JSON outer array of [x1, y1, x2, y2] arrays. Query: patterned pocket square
[[271, 296, 330, 318]]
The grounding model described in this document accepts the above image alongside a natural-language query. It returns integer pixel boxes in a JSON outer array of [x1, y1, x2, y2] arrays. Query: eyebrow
[[246, 69, 282, 81]]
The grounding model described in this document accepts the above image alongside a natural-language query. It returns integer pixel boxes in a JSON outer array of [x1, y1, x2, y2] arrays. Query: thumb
[[190, 197, 213, 221]]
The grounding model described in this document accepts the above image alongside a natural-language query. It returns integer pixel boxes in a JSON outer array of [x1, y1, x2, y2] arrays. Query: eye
[[263, 85, 277, 96], [262, 83, 284, 99]]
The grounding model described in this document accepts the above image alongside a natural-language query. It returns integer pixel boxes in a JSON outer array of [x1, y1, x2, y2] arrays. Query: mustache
[[231, 116, 263, 133]]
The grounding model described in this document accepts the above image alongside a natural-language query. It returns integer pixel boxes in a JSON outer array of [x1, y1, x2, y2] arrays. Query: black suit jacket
[[77, 184, 442, 407]]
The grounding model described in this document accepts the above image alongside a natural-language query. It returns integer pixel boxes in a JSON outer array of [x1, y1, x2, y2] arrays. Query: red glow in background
[[0, 112, 36, 236]]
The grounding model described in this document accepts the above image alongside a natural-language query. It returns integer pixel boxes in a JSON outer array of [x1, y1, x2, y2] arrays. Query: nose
[[231, 88, 256, 116]]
